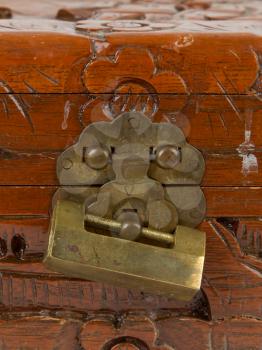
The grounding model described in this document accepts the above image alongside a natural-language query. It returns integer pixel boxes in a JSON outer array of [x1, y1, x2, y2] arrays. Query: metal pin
[[84, 213, 175, 246]]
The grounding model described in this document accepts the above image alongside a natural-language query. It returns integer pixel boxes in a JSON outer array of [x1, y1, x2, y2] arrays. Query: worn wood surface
[[2, 150, 262, 186], [0, 33, 260, 94], [0, 0, 261, 349], [1, 186, 262, 217], [0, 316, 261, 350], [0, 94, 261, 151], [0, 219, 260, 322]]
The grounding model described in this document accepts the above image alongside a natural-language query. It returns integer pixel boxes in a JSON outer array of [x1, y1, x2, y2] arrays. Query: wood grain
[[0, 1, 261, 347], [0, 273, 205, 316], [236, 219, 262, 257], [0, 186, 261, 217], [1, 151, 262, 186], [0, 220, 260, 321], [2, 217, 261, 260], [0, 94, 261, 151], [0, 316, 81, 350], [0, 32, 260, 94], [0, 315, 261, 350], [80, 316, 169, 350], [157, 317, 262, 350]]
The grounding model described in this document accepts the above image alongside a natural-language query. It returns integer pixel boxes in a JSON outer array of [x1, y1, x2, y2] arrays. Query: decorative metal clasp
[[44, 112, 206, 300]]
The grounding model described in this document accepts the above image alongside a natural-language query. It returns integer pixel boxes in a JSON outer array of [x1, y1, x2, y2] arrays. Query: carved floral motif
[[76, 19, 177, 33], [83, 47, 188, 94], [80, 316, 169, 350], [79, 47, 188, 124]]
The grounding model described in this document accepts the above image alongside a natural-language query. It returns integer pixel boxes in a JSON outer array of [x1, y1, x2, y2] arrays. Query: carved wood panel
[[0, 1, 261, 348]]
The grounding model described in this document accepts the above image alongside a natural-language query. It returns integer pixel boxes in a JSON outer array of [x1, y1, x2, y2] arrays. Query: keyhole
[[11, 234, 26, 260], [0, 238, 7, 258], [102, 337, 149, 350], [111, 344, 140, 349]]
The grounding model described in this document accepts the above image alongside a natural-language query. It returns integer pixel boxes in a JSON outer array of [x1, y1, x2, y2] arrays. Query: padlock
[[44, 112, 206, 300]]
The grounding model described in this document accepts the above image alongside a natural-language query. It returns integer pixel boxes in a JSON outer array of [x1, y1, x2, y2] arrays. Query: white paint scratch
[[62, 100, 71, 130], [241, 153, 258, 176], [241, 263, 262, 278], [215, 77, 242, 121], [229, 49, 241, 62], [237, 109, 258, 176], [0, 82, 26, 119], [94, 41, 110, 53], [175, 34, 194, 48], [162, 34, 194, 53]]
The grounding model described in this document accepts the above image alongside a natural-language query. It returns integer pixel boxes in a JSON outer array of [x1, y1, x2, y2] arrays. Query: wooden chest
[[0, 1, 261, 349]]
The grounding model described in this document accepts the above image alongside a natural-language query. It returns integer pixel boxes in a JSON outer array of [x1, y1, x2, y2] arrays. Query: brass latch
[[44, 112, 206, 300]]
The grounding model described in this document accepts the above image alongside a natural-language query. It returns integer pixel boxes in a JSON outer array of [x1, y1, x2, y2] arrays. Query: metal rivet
[[155, 145, 180, 169], [84, 146, 110, 170], [62, 158, 73, 170], [117, 211, 142, 241]]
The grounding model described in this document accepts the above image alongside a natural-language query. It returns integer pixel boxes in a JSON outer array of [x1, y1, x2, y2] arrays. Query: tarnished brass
[[85, 213, 175, 245], [45, 199, 205, 300], [155, 145, 181, 169], [83, 145, 111, 170], [45, 111, 206, 300], [116, 211, 142, 241]]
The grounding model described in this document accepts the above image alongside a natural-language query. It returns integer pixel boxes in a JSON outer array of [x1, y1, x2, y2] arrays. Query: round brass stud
[[62, 158, 73, 170], [155, 145, 180, 169], [84, 145, 110, 170], [117, 211, 142, 241]]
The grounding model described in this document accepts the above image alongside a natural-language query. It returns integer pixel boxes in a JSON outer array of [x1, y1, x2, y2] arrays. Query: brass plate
[[56, 111, 206, 228], [44, 199, 206, 301]]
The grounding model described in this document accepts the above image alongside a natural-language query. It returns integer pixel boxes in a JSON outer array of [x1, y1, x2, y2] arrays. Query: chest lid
[[0, 0, 261, 95]]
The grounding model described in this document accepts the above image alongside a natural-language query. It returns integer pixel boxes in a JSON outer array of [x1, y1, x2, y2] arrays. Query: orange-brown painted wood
[[1, 151, 262, 186], [0, 32, 260, 95], [0, 186, 261, 217], [0, 316, 261, 350], [0, 220, 261, 321], [157, 317, 262, 350], [0, 94, 261, 151], [0, 317, 81, 350], [0, 1, 261, 348], [1, 217, 260, 262]]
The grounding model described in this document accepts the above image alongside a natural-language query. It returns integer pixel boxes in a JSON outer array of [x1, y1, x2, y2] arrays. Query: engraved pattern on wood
[[0, 34, 260, 93], [2, 150, 262, 186], [0, 316, 261, 350], [251, 50, 262, 92], [203, 220, 262, 320], [236, 220, 262, 258], [0, 34, 91, 93], [0, 186, 262, 217], [0, 273, 207, 314], [0, 18, 262, 37], [0, 219, 260, 320], [83, 47, 189, 97], [0, 94, 261, 151], [80, 316, 169, 350], [0, 317, 81, 350], [0, 217, 249, 260], [0, 1, 261, 345], [83, 44, 259, 95], [157, 317, 262, 350]]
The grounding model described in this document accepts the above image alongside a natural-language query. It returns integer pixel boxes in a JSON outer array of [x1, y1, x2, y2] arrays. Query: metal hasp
[[44, 112, 206, 301]]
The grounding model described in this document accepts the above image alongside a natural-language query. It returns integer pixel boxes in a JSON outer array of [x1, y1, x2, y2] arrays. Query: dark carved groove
[[102, 336, 149, 350]]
